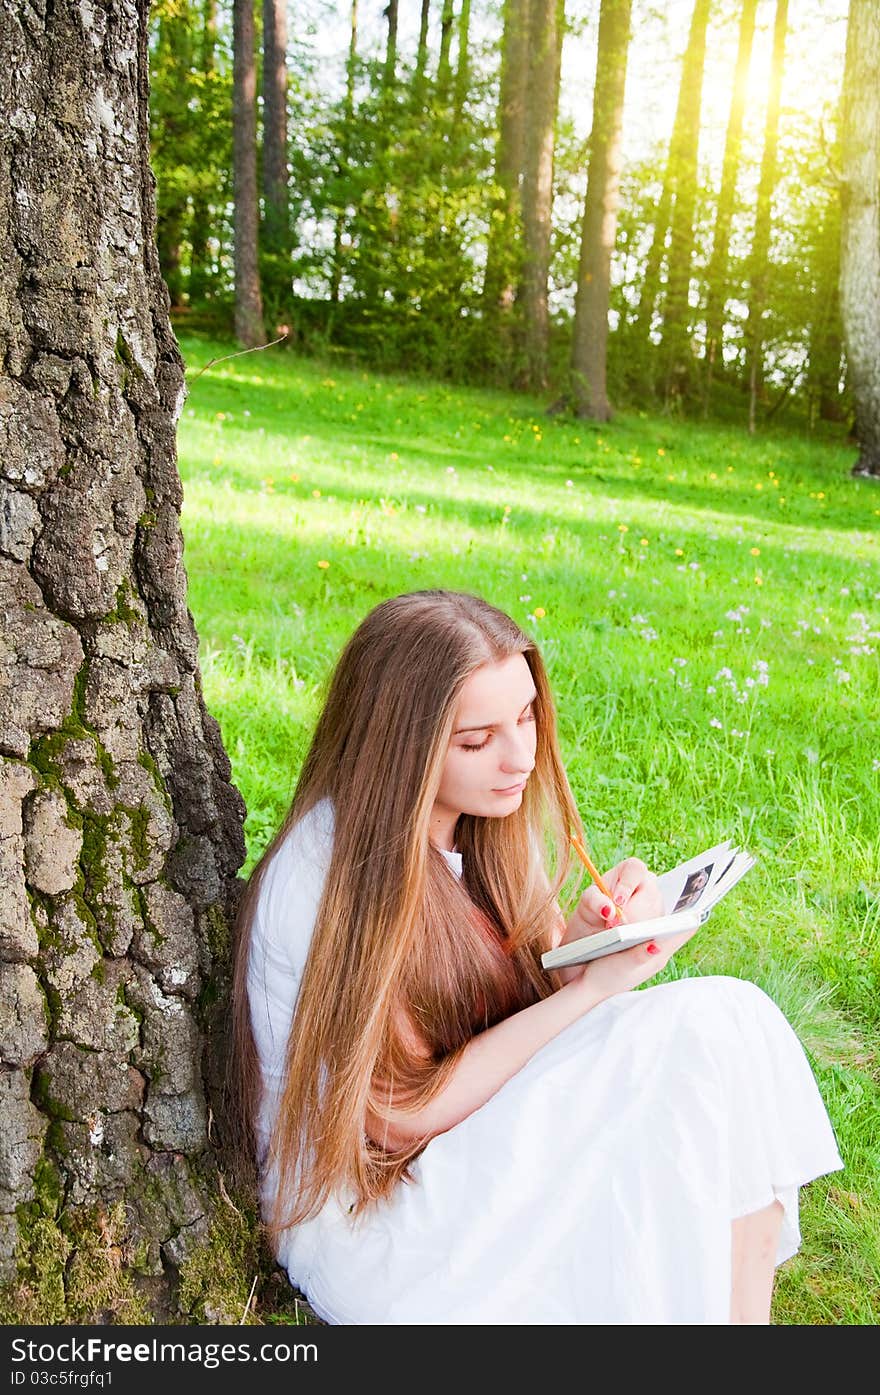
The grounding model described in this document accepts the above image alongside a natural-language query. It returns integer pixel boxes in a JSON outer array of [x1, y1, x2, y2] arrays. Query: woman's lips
[[493, 780, 527, 794]]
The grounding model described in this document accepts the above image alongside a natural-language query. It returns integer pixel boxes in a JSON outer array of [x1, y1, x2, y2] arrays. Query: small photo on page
[[672, 863, 714, 911]]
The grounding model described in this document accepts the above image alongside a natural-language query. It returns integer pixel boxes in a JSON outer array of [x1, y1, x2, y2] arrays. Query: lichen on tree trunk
[[0, 0, 250, 1321]]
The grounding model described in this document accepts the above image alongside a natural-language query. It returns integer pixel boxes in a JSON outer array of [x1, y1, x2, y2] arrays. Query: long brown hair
[[229, 590, 584, 1237]]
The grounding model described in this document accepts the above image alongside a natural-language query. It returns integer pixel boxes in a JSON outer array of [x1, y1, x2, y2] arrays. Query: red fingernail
[[614, 893, 626, 906], [601, 904, 612, 918], [646, 941, 660, 955]]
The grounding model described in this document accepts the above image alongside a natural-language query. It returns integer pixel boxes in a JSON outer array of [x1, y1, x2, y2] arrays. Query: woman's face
[[432, 653, 538, 835]]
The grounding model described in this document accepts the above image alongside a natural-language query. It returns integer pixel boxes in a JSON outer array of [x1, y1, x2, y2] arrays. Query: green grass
[[175, 332, 880, 1325]]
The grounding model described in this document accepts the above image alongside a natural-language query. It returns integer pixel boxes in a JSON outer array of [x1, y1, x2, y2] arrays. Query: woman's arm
[[365, 908, 697, 1153]]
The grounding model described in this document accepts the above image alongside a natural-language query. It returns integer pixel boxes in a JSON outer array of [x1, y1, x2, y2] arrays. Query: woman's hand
[[563, 856, 665, 943], [560, 856, 696, 1001], [573, 921, 699, 1002]]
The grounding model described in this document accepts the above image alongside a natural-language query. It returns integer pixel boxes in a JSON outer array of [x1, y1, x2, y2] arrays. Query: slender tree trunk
[[839, 0, 880, 476], [659, 0, 712, 404], [415, 0, 431, 98], [703, 0, 759, 408], [233, 0, 265, 346], [438, 0, 456, 99], [189, 0, 218, 304], [330, 0, 358, 309], [521, 0, 564, 391], [807, 197, 844, 426], [745, 0, 788, 433], [383, 0, 399, 86], [454, 0, 472, 123], [0, 0, 247, 1321], [633, 0, 711, 361], [154, 8, 192, 309], [262, 0, 290, 295], [570, 0, 633, 420], [482, 0, 530, 330]]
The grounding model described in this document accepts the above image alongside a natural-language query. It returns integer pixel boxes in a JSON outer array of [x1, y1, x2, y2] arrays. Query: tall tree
[[330, 0, 359, 307], [383, 0, 399, 86], [0, 0, 247, 1320], [482, 0, 530, 338], [437, 0, 456, 97], [703, 0, 759, 407], [520, 0, 564, 390], [233, 0, 265, 346], [657, 0, 713, 402], [454, 0, 472, 123], [632, 0, 711, 373], [804, 177, 844, 426], [839, 0, 880, 476], [189, 0, 219, 304], [262, 0, 290, 318], [152, 3, 195, 309], [570, 0, 633, 419], [744, 0, 788, 433], [415, 0, 431, 97]]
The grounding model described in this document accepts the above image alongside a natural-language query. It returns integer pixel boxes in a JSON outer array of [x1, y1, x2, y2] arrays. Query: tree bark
[[262, 0, 290, 273], [703, 0, 759, 407], [839, 0, 880, 476], [659, 0, 712, 404], [745, 0, 788, 433], [233, 0, 265, 346], [570, 0, 632, 420], [520, 0, 564, 391], [0, 0, 248, 1321]]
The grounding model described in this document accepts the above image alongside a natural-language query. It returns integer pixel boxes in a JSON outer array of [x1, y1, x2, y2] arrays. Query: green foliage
[[148, 6, 853, 417]]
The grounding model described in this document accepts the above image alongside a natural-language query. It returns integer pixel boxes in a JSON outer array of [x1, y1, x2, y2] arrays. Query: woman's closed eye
[[459, 705, 535, 753]]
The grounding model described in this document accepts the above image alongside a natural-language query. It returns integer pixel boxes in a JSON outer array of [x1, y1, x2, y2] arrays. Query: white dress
[[247, 799, 844, 1325]]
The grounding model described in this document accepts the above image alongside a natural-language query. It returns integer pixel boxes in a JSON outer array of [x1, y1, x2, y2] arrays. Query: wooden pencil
[[569, 833, 628, 924]]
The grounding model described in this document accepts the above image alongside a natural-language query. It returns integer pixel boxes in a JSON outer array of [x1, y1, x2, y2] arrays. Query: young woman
[[231, 589, 842, 1325]]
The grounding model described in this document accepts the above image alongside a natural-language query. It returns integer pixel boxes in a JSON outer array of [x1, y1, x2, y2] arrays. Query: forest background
[[148, 0, 872, 447]]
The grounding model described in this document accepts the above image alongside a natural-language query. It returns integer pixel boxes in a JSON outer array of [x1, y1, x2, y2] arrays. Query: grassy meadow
[[174, 332, 879, 1325]]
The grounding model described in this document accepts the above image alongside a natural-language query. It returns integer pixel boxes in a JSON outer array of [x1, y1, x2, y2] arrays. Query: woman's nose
[[499, 730, 535, 774]]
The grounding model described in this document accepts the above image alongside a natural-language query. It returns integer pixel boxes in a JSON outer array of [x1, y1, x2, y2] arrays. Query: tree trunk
[[383, 0, 399, 86], [262, 0, 290, 294], [0, 0, 248, 1322], [807, 196, 844, 427], [415, 0, 431, 99], [659, 0, 712, 405], [839, 0, 880, 476], [521, 0, 564, 391], [570, 0, 632, 420], [482, 0, 530, 334], [233, 0, 265, 347], [454, 0, 472, 123], [703, 0, 759, 408], [189, 0, 219, 304], [745, 0, 788, 433], [154, 6, 193, 310], [330, 0, 358, 309], [632, 0, 710, 363], [438, 0, 456, 98]]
